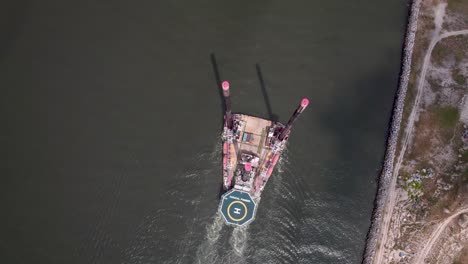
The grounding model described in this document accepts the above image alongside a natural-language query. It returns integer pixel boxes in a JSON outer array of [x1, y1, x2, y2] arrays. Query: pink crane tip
[[301, 98, 309, 108], [222, 81, 230, 90]]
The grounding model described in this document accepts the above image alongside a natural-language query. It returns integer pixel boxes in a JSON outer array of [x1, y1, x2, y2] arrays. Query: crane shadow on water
[[209, 53, 279, 123], [255, 64, 279, 122], [210, 53, 226, 124]]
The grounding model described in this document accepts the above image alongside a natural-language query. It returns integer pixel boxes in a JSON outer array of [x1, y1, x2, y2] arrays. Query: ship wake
[[223, 226, 249, 263], [194, 213, 224, 263], [194, 213, 251, 264]]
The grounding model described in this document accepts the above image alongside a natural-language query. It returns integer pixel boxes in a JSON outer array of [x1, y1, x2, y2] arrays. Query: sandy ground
[[371, 2, 468, 263], [413, 208, 468, 263], [460, 95, 468, 124]]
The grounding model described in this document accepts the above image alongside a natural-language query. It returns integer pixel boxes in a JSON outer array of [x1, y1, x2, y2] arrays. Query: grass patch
[[432, 43, 452, 67], [463, 168, 468, 183], [431, 36, 468, 66], [436, 106, 459, 129], [427, 77, 443, 91], [452, 36, 468, 63], [461, 150, 468, 163], [448, 0, 462, 9], [452, 68, 466, 86], [408, 111, 438, 161], [447, 0, 468, 14], [400, 173, 425, 200], [427, 195, 438, 206]]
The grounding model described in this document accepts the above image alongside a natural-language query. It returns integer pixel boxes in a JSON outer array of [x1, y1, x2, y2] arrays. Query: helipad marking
[[219, 189, 257, 226], [227, 200, 248, 222]]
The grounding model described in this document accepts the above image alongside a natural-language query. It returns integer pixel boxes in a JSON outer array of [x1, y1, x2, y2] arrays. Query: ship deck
[[234, 114, 273, 158]]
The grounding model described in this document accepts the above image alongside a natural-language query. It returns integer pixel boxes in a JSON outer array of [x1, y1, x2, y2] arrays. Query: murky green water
[[0, 0, 409, 263]]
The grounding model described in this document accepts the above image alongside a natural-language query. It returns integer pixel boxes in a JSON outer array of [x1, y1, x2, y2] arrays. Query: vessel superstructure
[[218, 80, 308, 226]]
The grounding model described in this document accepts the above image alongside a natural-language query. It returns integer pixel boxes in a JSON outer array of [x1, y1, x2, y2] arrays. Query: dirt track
[[413, 208, 468, 264], [371, 26, 468, 264]]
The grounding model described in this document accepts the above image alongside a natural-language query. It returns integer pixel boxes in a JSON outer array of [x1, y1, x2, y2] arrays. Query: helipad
[[219, 189, 257, 226]]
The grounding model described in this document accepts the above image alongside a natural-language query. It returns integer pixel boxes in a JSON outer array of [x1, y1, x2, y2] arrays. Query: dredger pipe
[[278, 98, 309, 140], [222, 81, 232, 129]]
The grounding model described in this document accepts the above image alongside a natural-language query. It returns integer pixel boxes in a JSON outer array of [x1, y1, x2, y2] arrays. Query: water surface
[[1, 0, 409, 263]]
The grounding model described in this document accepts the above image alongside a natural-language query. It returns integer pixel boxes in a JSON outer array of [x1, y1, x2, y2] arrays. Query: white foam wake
[[229, 226, 249, 256], [194, 213, 224, 264], [218, 226, 250, 264], [206, 213, 224, 242], [194, 213, 253, 264]]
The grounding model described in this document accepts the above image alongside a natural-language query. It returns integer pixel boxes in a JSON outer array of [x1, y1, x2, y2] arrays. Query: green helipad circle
[[219, 190, 257, 226]]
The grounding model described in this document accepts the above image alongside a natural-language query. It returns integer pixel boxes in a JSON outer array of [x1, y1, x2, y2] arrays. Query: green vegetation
[[410, 180, 422, 190], [431, 35, 468, 67], [463, 168, 468, 183], [447, 3, 468, 57], [452, 68, 466, 86], [461, 150, 468, 163], [436, 106, 459, 129], [400, 176, 424, 200], [455, 51, 465, 64], [427, 77, 443, 91], [432, 43, 451, 66], [452, 36, 468, 63], [407, 179, 423, 200], [420, 169, 430, 177], [427, 196, 438, 206], [448, 0, 468, 13]]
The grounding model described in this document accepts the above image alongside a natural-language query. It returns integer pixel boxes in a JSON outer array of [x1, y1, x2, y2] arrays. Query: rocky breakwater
[[362, 0, 422, 263]]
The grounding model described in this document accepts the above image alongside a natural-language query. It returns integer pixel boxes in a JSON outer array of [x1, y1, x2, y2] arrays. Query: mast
[[222, 81, 232, 129], [278, 98, 309, 140]]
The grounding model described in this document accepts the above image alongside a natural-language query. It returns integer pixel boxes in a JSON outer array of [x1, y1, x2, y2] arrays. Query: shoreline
[[361, 0, 422, 263]]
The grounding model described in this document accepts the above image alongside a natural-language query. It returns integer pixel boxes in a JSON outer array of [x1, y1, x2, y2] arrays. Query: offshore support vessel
[[218, 80, 308, 226]]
